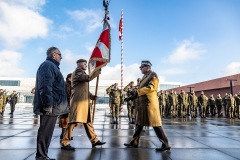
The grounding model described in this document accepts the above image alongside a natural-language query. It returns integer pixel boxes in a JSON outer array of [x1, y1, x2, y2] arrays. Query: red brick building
[[168, 74, 240, 97]]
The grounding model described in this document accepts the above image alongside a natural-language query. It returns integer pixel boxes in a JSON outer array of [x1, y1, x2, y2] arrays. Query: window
[[0, 80, 20, 86]]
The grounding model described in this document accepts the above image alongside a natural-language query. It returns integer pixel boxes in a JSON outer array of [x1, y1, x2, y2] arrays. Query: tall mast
[[120, 9, 124, 90]]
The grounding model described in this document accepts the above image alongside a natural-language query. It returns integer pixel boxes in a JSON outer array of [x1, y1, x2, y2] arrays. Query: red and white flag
[[88, 19, 111, 77], [119, 18, 123, 40]]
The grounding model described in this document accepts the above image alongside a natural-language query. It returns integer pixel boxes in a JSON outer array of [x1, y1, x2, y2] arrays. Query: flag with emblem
[[88, 19, 111, 77]]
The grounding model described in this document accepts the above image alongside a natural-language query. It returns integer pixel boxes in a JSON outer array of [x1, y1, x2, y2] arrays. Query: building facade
[[166, 74, 240, 97]]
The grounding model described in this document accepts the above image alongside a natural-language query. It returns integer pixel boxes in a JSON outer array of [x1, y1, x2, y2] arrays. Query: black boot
[[128, 117, 131, 124], [131, 118, 135, 124], [116, 117, 118, 124]]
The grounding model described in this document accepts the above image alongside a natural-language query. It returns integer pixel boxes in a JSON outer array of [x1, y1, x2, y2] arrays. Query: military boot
[[128, 117, 131, 124]]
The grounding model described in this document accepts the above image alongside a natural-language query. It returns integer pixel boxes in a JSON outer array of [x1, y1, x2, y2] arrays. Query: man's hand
[[91, 95, 97, 100], [43, 107, 52, 116]]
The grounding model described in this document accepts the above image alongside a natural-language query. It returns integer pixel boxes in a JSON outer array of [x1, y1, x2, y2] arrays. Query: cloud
[[166, 39, 206, 64], [223, 62, 240, 76], [0, 50, 24, 77], [67, 9, 103, 33], [61, 49, 90, 68], [85, 43, 95, 53], [1, 0, 46, 10], [0, 1, 51, 48], [99, 63, 142, 82]]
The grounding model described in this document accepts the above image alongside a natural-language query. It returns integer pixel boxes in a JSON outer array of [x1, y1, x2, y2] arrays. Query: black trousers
[[131, 125, 170, 148], [36, 115, 57, 158]]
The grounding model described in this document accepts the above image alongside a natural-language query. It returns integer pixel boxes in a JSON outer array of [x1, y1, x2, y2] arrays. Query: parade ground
[[0, 104, 240, 160]]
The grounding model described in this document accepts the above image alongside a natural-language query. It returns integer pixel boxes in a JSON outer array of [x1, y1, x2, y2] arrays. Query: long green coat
[[136, 70, 161, 126], [69, 67, 99, 123]]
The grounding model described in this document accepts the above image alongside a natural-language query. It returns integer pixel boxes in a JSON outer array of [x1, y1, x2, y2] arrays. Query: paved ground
[[0, 103, 240, 160]]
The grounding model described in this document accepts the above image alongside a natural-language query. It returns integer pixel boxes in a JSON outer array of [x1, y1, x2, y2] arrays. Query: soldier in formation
[[109, 83, 123, 124], [106, 84, 114, 115], [208, 94, 216, 117], [9, 90, 18, 114], [235, 93, 240, 119], [0, 89, 3, 115], [188, 90, 198, 118], [178, 90, 188, 118], [198, 91, 208, 118], [157, 90, 166, 118], [215, 94, 223, 117], [167, 90, 178, 118], [124, 81, 136, 124]]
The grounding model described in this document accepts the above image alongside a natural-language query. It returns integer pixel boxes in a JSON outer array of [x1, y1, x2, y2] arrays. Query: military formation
[[0, 89, 18, 115], [106, 84, 240, 121], [157, 90, 240, 119]]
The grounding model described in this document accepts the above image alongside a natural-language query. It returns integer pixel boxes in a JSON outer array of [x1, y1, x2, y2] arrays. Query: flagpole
[[120, 9, 124, 91], [92, 75, 99, 122], [92, 0, 110, 122]]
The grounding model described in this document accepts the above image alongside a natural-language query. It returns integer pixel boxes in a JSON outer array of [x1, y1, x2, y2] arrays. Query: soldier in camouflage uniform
[[168, 90, 177, 118], [178, 90, 188, 118], [158, 90, 166, 118], [215, 94, 223, 117], [124, 81, 135, 124], [234, 92, 240, 119], [198, 91, 208, 118], [222, 93, 229, 117], [109, 83, 123, 124], [188, 90, 198, 118], [2, 90, 7, 115], [228, 94, 236, 119], [9, 90, 18, 114], [0, 89, 3, 115], [208, 94, 216, 117], [106, 84, 114, 115], [165, 91, 170, 117]]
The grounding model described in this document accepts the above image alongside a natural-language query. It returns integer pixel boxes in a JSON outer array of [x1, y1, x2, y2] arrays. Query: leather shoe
[[61, 144, 75, 150], [124, 143, 138, 148], [92, 141, 106, 148], [155, 147, 171, 152]]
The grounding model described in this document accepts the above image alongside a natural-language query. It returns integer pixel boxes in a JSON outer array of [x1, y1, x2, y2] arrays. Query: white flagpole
[[120, 9, 124, 91]]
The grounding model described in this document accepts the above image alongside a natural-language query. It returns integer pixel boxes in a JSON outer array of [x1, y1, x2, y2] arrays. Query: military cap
[[76, 59, 87, 64], [140, 60, 152, 68]]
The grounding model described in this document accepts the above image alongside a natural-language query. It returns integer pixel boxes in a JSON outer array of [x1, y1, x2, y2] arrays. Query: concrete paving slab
[[0, 104, 240, 160]]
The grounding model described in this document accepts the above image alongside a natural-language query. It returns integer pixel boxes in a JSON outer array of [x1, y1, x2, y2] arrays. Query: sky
[[0, 0, 240, 86]]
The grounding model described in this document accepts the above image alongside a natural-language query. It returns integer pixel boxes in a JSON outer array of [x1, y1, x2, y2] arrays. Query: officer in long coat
[[124, 60, 170, 151], [61, 59, 106, 150]]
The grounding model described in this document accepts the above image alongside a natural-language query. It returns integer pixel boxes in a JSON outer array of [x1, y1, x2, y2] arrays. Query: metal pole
[[120, 9, 124, 91], [227, 79, 237, 95]]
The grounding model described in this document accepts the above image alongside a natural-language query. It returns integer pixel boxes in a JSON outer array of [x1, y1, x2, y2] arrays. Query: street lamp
[[187, 86, 195, 94], [226, 79, 237, 95]]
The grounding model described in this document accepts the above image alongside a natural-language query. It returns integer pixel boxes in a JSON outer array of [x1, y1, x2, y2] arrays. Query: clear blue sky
[[0, 0, 239, 85]]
